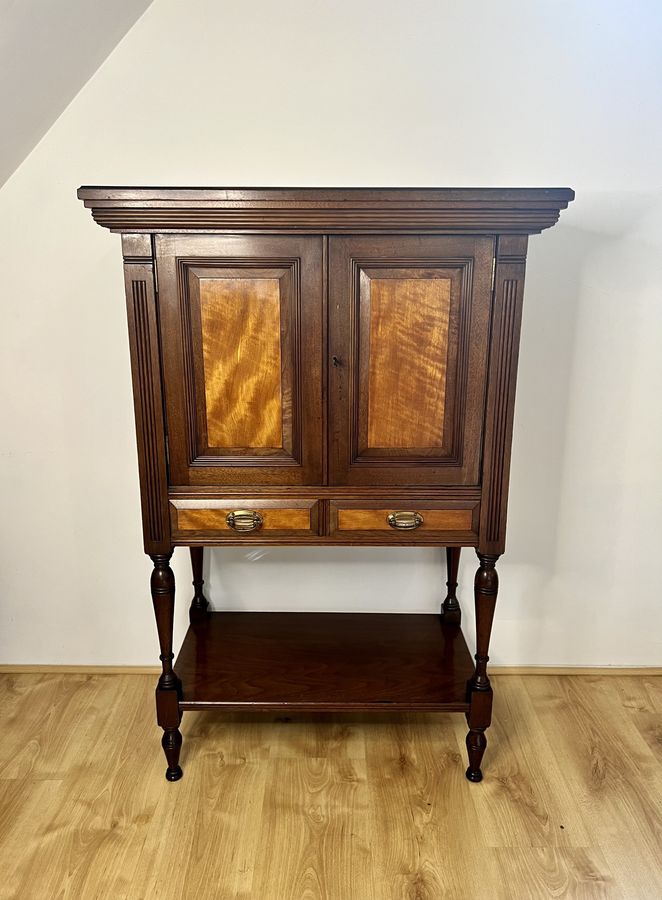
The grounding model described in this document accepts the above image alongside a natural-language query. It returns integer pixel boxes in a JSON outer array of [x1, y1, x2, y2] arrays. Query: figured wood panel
[[169, 498, 320, 538], [199, 277, 283, 449], [188, 264, 295, 460], [176, 507, 310, 532], [367, 275, 451, 448], [336, 507, 473, 532]]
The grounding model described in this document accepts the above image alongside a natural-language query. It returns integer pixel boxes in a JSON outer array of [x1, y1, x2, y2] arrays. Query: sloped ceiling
[[0, 0, 153, 186]]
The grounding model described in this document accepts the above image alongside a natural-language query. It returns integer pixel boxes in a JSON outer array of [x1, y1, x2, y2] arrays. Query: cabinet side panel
[[479, 236, 528, 554], [123, 254, 171, 554]]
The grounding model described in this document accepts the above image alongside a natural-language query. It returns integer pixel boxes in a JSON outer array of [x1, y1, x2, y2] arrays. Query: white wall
[[0, 0, 152, 185], [1, 0, 660, 665]]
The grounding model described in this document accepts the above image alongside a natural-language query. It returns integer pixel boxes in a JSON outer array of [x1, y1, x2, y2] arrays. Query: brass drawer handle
[[387, 511, 424, 530], [226, 509, 263, 532]]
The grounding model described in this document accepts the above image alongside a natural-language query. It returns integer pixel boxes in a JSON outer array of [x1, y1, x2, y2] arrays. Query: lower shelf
[[174, 612, 474, 712]]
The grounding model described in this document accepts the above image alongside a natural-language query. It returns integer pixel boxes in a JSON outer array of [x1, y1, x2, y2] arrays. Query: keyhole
[[332, 355, 341, 367]]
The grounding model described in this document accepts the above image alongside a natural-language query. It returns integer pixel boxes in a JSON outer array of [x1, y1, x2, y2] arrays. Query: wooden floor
[[1, 674, 661, 899]]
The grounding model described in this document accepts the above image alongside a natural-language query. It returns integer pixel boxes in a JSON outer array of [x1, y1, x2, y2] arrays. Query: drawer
[[170, 499, 321, 540], [328, 499, 479, 543]]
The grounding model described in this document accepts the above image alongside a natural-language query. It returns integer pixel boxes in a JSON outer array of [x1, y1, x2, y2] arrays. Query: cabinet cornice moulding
[[77, 186, 575, 234]]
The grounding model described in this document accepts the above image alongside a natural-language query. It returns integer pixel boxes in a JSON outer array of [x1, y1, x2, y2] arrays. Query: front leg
[[150, 552, 183, 782], [465, 552, 499, 782]]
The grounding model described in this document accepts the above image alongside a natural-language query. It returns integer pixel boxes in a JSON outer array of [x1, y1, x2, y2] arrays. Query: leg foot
[[465, 727, 487, 782], [162, 727, 183, 781], [441, 547, 461, 624]]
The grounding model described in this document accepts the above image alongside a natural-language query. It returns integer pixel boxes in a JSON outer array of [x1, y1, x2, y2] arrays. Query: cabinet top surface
[[77, 186, 574, 234], [78, 185, 573, 202]]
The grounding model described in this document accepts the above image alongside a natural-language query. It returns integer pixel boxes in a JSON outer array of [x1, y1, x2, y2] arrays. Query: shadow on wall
[[496, 218, 597, 659], [501, 190, 662, 664], [508, 220, 590, 567]]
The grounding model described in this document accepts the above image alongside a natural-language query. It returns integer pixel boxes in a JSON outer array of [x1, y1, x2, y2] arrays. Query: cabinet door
[[329, 235, 494, 486], [157, 235, 323, 486]]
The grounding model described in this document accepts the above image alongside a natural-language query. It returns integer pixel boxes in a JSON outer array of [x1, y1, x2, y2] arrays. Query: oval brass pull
[[387, 511, 424, 530], [226, 509, 263, 532]]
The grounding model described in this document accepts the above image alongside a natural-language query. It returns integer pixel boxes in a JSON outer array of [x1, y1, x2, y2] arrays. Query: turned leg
[[189, 546, 209, 623], [162, 727, 183, 780], [150, 552, 183, 782], [465, 552, 499, 782], [441, 547, 461, 624]]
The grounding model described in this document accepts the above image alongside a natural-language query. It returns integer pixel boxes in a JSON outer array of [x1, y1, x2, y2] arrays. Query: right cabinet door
[[329, 235, 494, 486]]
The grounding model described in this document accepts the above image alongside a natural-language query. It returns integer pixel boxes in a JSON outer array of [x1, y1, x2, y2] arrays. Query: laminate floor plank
[[0, 778, 65, 900], [609, 676, 662, 765], [490, 848, 623, 900], [640, 675, 662, 714], [252, 757, 371, 900], [10, 677, 164, 900], [0, 674, 74, 778], [264, 712, 367, 760], [460, 676, 593, 849], [132, 731, 267, 900], [524, 676, 662, 900], [0, 673, 135, 781], [0, 673, 660, 899], [184, 710, 274, 762], [365, 713, 498, 899]]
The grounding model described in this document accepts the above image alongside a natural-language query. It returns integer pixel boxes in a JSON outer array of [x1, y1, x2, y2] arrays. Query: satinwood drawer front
[[170, 499, 321, 541], [329, 499, 479, 543]]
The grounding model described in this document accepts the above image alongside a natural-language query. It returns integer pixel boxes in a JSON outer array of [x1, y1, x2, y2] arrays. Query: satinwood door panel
[[156, 235, 324, 486], [328, 235, 494, 486]]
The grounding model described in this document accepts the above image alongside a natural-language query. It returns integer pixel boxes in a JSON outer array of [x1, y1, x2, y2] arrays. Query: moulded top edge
[[77, 186, 575, 204]]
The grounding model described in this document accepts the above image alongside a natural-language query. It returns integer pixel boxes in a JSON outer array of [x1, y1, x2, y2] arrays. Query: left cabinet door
[[156, 235, 324, 486]]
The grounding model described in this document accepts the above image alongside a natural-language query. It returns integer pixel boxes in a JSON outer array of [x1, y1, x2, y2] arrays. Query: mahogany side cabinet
[[78, 186, 573, 782]]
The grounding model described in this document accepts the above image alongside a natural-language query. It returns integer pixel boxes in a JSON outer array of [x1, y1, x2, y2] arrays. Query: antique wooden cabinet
[[78, 187, 573, 782]]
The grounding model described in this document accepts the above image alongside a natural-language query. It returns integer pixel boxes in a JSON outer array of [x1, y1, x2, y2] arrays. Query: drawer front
[[170, 499, 320, 540], [329, 500, 479, 543]]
